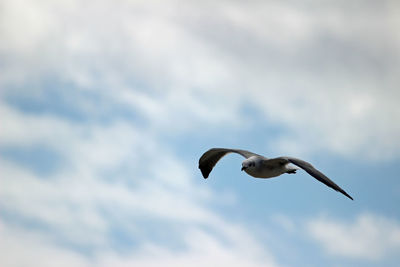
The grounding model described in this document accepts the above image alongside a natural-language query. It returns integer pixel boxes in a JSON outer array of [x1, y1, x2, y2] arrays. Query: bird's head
[[241, 158, 256, 171]]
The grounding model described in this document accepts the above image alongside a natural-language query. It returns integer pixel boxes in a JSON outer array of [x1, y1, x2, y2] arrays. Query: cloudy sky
[[1, 0, 400, 266]]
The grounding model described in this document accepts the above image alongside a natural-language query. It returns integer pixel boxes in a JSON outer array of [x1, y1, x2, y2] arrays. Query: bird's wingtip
[[343, 191, 354, 200], [199, 166, 210, 179]]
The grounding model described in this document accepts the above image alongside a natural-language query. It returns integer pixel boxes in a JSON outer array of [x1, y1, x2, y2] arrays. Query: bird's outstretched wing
[[199, 148, 260, 178], [278, 157, 353, 200]]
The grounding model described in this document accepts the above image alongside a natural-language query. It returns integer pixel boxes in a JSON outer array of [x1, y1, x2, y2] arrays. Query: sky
[[1, 0, 400, 266]]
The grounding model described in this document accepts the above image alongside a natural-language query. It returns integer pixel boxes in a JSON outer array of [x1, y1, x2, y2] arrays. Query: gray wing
[[281, 157, 353, 200], [199, 148, 260, 179]]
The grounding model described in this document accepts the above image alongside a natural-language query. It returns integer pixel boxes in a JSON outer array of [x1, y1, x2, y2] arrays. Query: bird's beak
[[241, 166, 246, 171]]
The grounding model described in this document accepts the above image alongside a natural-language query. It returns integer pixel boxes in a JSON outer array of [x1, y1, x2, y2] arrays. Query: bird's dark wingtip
[[342, 191, 354, 200], [199, 165, 210, 179]]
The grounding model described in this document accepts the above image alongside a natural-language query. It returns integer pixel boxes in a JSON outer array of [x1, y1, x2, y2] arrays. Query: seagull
[[198, 148, 353, 200]]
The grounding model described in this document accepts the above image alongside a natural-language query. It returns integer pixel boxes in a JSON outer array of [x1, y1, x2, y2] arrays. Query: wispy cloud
[[307, 213, 400, 260], [0, 101, 277, 266], [1, 0, 399, 159]]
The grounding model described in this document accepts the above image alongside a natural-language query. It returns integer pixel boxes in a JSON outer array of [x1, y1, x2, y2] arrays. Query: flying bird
[[198, 148, 353, 200]]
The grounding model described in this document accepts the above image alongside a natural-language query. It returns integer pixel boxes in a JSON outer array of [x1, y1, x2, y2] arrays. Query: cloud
[[0, 220, 89, 267], [306, 213, 400, 260], [96, 223, 279, 267], [0, 218, 278, 267], [1, 0, 399, 160], [0, 100, 278, 266]]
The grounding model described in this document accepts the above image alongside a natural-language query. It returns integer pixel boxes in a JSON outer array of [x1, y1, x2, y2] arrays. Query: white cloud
[[96, 223, 278, 267], [0, 217, 278, 267], [0, 100, 278, 266], [0, 220, 89, 267], [307, 213, 400, 260], [1, 0, 399, 160]]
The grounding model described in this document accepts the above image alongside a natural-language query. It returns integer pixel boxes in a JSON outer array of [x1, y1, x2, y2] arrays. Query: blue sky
[[1, 0, 400, 266]]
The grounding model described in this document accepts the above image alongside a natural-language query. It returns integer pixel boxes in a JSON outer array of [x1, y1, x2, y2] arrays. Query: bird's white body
[[242, 156, 297, 178], [244, 166, 286, 178]]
